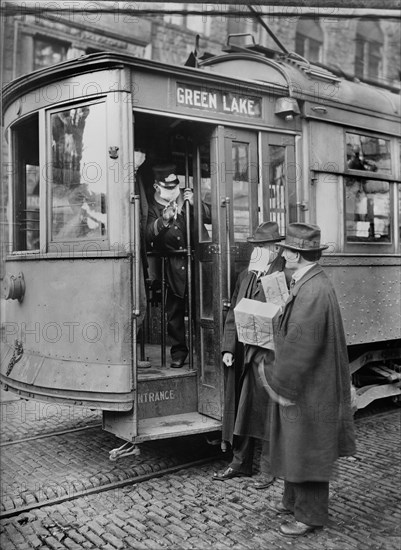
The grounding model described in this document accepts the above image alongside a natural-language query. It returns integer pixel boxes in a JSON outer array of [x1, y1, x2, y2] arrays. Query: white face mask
[[155, 184, 180, 202], [249, 246, 276, 273]]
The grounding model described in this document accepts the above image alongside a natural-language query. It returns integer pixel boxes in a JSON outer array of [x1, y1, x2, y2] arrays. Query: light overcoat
[[267, 264, 356, 482]]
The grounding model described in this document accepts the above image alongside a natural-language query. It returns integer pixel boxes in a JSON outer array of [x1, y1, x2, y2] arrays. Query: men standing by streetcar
[[212, 222, 289, 489]]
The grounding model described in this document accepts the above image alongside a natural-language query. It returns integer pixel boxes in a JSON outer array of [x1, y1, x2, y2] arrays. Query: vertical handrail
[[224, 197, 232, 309], [133, 196, 141, 319], [161, 256, 167, 368], [184, 137, 194, 370], [131, 194, 141, 437]]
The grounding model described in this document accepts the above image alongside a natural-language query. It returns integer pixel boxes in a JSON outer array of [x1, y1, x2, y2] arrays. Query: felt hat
[[247, 222, 284, 243], [153, 164, 180, 188], [280, 223, 329, 251]]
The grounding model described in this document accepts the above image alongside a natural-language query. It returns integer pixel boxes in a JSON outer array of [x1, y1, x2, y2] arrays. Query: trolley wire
[[0, 5, 400, 20]]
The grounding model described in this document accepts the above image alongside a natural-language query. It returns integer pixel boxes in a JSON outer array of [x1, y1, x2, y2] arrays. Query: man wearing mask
[[213, 222, 289, 488], [261, 223, 356, 537], [146, 164, 210, 368]]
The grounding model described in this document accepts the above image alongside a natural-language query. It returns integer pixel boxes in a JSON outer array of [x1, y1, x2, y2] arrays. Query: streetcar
[[1, 39, 400, 458]]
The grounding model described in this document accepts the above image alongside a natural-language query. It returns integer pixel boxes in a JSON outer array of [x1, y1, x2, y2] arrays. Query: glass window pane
[[308, 38, 321, 63], [201, 326, 215, 386], [51, 104, 107, 241], [368, 43, 381, 79], [25, 165, 40, 250], [200, 262, 213, 319], [355, 38, 365, 78], [345, 177, 391, 243], [232, 142, 250, 241], [295, 35, 306, 57], [12, 114, 40, 251], [268, 145, 286, 236], [164, 2, 183, 25], [199, 142, 212, 242], [399, 183, 401, 250], [346, 132, 391, 174], [34, 38, 68, 70]]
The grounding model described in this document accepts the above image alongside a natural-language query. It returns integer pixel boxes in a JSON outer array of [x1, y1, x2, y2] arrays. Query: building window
[[295, 19, 323, 63], [355, 21, 383, 81], [164, 3, 211, 35], [34, 37, 69, 70]]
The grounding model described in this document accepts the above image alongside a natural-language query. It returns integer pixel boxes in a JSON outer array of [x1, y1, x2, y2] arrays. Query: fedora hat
[[247, 222, 284, 243], [281, 223, 328, 251], [153, 164, 180, 188]]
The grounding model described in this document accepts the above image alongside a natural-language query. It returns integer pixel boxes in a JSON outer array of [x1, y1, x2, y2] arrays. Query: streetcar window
[[399, 183, 401, 248], [12, 114, 40, 251], [268, 145, 286, 236], [346, 132, 391, 174], [50, 103, 107, 241], [232, 142, 251, 241], [199, 142, 212, 242], [345, 178, 391, 243]]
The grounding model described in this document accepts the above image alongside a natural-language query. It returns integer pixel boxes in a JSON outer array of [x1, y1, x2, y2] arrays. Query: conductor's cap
[[153, 164, 180, 188]]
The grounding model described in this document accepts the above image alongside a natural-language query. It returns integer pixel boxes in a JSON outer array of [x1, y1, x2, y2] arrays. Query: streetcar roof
[[2, 50, 400, 120], [200, 51, 400, 118]]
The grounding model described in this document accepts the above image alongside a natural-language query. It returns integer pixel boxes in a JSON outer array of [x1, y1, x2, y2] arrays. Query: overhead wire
[[0, 6, 400, 20]]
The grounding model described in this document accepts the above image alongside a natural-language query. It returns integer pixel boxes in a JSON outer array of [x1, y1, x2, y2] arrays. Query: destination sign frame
[[176, 83, 262, 118]]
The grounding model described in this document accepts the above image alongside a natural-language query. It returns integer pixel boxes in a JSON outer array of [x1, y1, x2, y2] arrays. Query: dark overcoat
[[146, 195, 210, 298], [221, 254, 287, 445], [267, 264, 356, 482]]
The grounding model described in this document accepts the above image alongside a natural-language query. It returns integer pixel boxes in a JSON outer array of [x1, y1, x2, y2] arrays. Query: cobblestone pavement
[[0, 399, 221, 513], [0, 398, 400, 550]]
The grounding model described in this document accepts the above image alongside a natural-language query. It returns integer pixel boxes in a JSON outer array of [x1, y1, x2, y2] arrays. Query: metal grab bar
[[131, 194, 140, 438], [133, 195, 141, 318], [224, 196, 232, 309], [184, 190, 193, 371], [160, 257, 167, 368]]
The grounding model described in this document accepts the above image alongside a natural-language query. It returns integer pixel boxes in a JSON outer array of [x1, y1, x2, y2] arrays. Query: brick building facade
[[1, 2, 400, 87]]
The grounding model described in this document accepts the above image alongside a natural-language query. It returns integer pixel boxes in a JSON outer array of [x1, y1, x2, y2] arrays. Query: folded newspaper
[[234, 298, 280, 350], [259, 271, 289, 306]]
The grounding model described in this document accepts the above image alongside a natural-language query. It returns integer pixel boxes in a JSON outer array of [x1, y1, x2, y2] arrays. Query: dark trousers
[[230, 436, 270, 476], [283, 480, 329, 526], [166, 289, 188, 362]]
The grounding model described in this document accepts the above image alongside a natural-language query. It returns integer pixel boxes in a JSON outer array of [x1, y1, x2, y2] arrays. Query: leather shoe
[[279, 520, 316, 537], [170, 359, 185, 368], [267, 500, 292, 514], [254, 475, 275, 489], [212, 467, 247, 481]]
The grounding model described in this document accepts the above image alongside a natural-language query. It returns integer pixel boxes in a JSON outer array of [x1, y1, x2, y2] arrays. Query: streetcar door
[[194, 127, 259, 421]]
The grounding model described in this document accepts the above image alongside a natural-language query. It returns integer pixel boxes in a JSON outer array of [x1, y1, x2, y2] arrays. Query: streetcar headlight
[[275, 97, 300, 121]]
